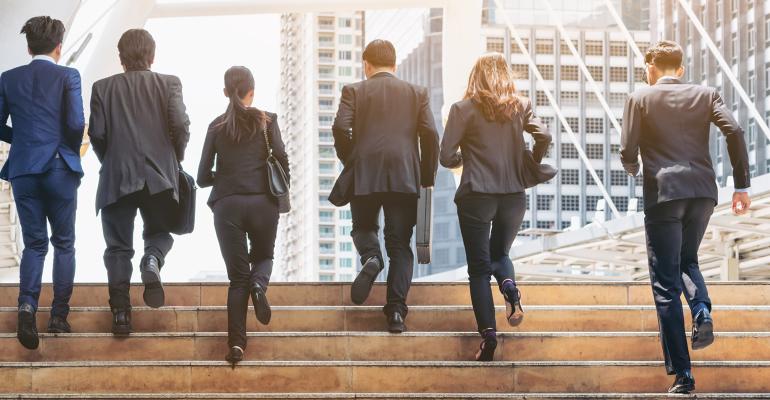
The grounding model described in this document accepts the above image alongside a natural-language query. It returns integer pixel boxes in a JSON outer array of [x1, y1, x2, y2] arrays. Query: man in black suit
[[621, 40, 751, 394], [89, 29, 190, 334], [331, 39, 439, 333]]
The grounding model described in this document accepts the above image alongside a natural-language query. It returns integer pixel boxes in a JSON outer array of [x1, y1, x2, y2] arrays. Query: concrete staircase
[[0, 282, 769, 399]]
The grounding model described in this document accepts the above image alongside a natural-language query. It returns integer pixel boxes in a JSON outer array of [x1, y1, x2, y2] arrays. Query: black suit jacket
[[89, 70, 191, 211], [196, 112, 290, 207], [330, 72, 439, 203], [440, 97, 554, 199], [620, 77, 750, 210]]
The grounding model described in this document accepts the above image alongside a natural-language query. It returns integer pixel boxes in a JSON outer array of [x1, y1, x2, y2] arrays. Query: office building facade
[[277, 11, 365, 282]]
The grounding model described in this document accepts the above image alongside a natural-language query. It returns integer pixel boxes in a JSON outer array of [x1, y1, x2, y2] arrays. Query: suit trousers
[[350, 193, 418, 317], [456, 192, 526, 332], [101, 187, 176, 309], [644, 197, 714, 375], [213, 194, 278, 348], [12, 157, 80, 317]]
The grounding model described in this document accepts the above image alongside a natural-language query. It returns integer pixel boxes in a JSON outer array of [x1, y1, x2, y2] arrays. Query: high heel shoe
[[503, 285, 524, 327], [475, 330, 497, 362]]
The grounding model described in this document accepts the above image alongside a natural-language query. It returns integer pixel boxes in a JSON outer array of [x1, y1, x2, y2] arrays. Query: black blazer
[[331, 72, 439, 198], [196, 112, 289, 207], [620, 77, 750, 210], [440, 97, 553, 199], [89, 70, 190, 211]]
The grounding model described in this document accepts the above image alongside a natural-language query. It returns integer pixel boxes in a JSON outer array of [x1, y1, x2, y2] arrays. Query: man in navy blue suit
[[0, 16, 85, 349]]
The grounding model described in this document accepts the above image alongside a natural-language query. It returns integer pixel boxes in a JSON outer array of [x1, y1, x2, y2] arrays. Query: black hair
[[118, 29, 155, 71], [220, 66, 270, 143], [362, 39, 396, 68], [645, 40, 683, 70], [20, 16, 65, 55]]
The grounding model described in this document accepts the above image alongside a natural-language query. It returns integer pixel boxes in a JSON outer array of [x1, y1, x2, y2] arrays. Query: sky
[[29, 13, 281, 283]]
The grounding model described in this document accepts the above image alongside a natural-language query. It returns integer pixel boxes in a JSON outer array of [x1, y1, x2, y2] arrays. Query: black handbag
[[171, 163, 196, 235], [263, 122, 291, 213]]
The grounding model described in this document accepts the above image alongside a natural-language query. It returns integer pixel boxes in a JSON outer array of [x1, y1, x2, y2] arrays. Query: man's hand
[[625, 163, 640, 177], [732, 192, 751, 215]]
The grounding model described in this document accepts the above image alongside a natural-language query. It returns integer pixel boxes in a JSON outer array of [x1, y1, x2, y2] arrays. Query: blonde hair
[[464, 52, 522, 122]]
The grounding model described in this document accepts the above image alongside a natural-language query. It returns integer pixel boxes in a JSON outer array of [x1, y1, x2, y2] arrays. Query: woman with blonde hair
[[440, 53, 554, 361]]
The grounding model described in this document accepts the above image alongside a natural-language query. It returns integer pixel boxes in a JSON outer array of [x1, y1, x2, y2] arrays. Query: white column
[[440, 0, 483, 120], [720, 240, 740, 281]]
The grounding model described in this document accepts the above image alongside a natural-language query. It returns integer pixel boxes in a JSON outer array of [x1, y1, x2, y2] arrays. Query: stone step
[[0, 361, 769, 393], [1, 331, 769, 362], [1, 282, 769, 307], [2, 394, 770, 400], [2, 305, 769, 333]]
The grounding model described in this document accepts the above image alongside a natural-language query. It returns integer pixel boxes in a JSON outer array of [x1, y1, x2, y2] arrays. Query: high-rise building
[[277, 11, 365, 282], [653, 0, 770, 183]]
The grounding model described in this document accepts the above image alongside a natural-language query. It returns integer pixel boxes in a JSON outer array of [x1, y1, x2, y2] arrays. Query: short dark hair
[[363, 39, 396, 68], [21, 16, 65, 55], [118, 29, 155, 71], [645, 40, 683, 70]]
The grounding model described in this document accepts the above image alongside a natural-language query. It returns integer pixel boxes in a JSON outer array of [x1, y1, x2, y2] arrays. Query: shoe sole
[[112, 326, 132, 336], [47, 327, 70, 334], [506, 300, 525, 327], [668, 384, 695, 394], [388, 324, 406, 334], [350, 260, 380, 305], [692, 319, 714, 350], [17, 312, 39, 350], [475, 340, 497, 362], [141, 269, 165, 309], [251, 287, 272, 325]]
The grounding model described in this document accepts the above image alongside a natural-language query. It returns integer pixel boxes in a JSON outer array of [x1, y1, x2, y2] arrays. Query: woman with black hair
[[197, 66, 290, 364]]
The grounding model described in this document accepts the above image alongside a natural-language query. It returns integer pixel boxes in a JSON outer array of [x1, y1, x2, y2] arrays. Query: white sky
[[36, 14, 282, 283]]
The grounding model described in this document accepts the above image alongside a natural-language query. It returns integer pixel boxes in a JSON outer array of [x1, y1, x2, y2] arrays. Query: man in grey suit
[[89, 29, 190, 335], [331, 39, 439, 333], [621, 40, 751, 394]]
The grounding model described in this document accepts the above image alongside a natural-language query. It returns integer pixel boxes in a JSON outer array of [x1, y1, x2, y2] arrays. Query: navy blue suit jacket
[[0, 59, 85, 181]]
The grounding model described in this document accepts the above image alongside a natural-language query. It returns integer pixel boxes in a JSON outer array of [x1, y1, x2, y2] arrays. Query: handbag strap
[[261, 119, 273, 159]]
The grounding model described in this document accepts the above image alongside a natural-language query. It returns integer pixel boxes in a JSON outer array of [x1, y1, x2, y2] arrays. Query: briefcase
[[171, 165, 196, 235], [416, 187, 433, 265]]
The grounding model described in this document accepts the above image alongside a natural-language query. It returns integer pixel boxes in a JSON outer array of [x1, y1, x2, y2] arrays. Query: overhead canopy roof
[[421, 174, 770, 282]]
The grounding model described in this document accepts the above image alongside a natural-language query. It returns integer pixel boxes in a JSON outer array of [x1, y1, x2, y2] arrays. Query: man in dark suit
[[89, 29, 190, 334], [331, 39, 439, 333], [621, 40, 751, 394], [0, 16, 84, 349]]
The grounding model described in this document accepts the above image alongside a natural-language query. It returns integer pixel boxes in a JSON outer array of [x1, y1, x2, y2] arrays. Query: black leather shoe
[[503, 285, 524, 327], [225, 346, 244, 365], [111, 308, 132, 336], [692, 308, 714, 350], [351, 256, 382, 305], [387, 311, 406, 334], [47, 315, 71, 333], [17, 303, 39, 350], [140, 255, 165, 308], [250, 284, 271, 325], [668, 370, 695, 394]]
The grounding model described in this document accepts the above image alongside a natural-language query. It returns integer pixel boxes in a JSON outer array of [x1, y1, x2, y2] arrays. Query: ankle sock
[[501, 280, 516, 297], [481, 329, 497, 340]]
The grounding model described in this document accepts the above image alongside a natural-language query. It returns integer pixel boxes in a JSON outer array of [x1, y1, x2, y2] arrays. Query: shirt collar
[[31, 55, 57, 64], [656, 75, 682, 84]]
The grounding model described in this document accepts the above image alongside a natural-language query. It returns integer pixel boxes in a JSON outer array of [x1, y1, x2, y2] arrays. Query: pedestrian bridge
[[422, 173, 770, 282]]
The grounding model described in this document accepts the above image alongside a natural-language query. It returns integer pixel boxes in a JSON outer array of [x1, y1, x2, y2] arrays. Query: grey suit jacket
[[440, 97, 554, 199], [620, 77, 750, 210], [89, 70, 191, 211], [331, 72, 439, 200]]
